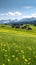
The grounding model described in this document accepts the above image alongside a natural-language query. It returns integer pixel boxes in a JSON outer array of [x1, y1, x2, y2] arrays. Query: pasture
[[0, 25, 36, 65]]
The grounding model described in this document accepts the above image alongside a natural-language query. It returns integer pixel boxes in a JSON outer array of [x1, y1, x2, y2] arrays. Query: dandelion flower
[[34, 56, 36, 58], [12, 55, 15, 58], [28, 62, 31, 65], [22, 55, 25, 59], [28, 58, 31, 60], [4, 44, 6, 46], [1, 43, 3, 46], [15, 57, 18, 61], [2, 63, 5, 65], [29, 47, 32, 50], [25, 58, 28, 62], [15, 50, 19, 52], [7, 59, 10, 62], [21, 50, 24, 53]]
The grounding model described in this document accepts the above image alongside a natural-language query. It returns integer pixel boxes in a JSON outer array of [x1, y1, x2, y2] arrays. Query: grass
[[0, 24, 36, 65]]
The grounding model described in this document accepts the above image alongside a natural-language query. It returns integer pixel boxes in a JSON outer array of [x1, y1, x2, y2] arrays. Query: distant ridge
[[0, 17, 36, 24]]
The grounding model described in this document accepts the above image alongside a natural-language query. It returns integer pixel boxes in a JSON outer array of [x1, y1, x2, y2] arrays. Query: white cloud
[[7, 12, 14, 16], [23, 6, 32, 9], [0, 11, 36, 20], [0, 11, 22, 20], [0, 11, 22, 16], [22, 15, 32, 18], [8, 11, 22, 16], [14, 11, 22, 16], [32, 13, 36, 17], [22, 13, 36, 19]]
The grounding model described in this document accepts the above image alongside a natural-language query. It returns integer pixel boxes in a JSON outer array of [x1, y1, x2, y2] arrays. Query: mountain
[[13, 17, 36, 24], [0, 20, 10, 24], [0, 19, 18, 24], [8, 19, 18, 25], [19, 17, 36, 22], [16, 17, 36, 24], [0, 17, 36, 24]]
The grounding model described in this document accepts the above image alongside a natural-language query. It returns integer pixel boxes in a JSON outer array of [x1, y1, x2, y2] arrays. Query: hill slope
[[0, 25, 36, 65]]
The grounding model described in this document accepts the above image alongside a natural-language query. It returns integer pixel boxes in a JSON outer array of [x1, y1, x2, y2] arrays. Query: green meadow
[[0, 25, 36, 65]]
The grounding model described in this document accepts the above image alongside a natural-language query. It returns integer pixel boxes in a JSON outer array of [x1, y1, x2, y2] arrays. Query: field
[[0, 25, 36, 65]]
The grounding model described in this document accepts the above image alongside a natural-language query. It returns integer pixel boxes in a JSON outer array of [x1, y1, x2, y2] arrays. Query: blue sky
[[0, 0, 36, 20]]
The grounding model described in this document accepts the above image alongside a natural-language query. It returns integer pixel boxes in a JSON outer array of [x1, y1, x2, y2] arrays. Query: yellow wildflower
[[15, 57, 18, 61], [25, 58, 28, 62], [21, 50, 24, 53], [2, 64, 5, 65], [28, 62, 31, 65], [28, 47, 32, 50], [22, 55, 25, 59], [28, 58, 31, 60], [7, 59, 10, 62], [15, 50, 19, 52], [34, 56, 36, 58], [4, 44, 6, 46], [12, 55, 15, 58], [1, 43, 3, 46]]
